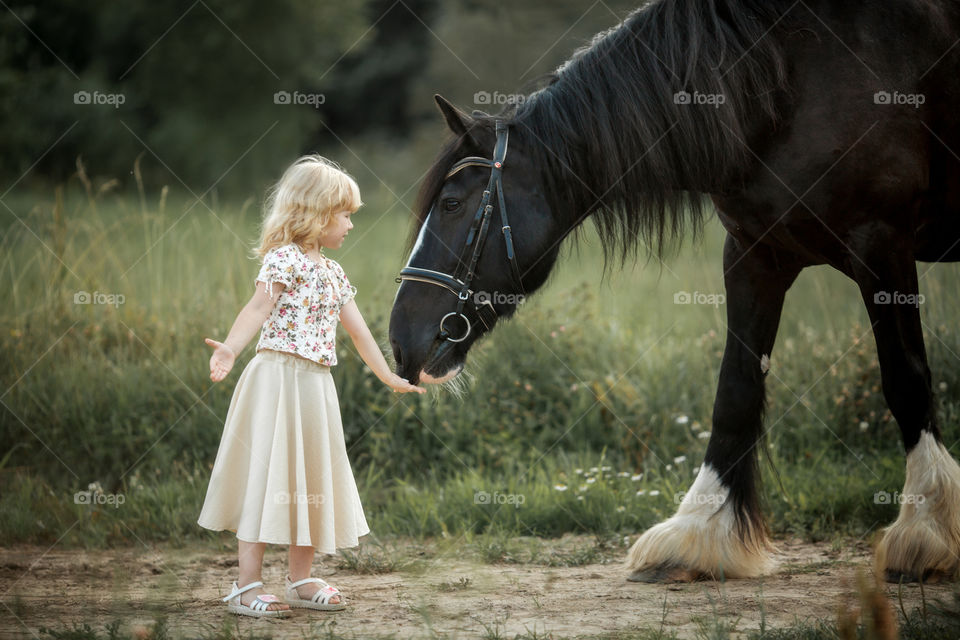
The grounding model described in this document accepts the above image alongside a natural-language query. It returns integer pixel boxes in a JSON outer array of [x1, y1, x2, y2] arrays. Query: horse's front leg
[[627, 236, 802, 582]]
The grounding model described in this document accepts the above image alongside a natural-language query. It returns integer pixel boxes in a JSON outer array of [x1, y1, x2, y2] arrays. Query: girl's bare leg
[[237, 540, 289, 611], [288, 544, 341, 604]]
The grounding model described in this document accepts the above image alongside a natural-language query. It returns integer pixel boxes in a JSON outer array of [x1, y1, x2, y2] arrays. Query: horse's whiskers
[[441, 368, 472, 399]]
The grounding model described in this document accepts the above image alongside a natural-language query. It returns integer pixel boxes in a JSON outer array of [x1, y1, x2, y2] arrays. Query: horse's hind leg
[[851, 226, 960, 583], [627, 236, 802, 582]]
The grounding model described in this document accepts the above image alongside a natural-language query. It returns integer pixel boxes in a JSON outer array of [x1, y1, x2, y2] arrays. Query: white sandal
[[223, 580, 286, 617], [285, 575, 346, 611]]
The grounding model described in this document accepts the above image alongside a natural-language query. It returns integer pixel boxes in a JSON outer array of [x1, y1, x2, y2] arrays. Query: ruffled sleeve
[[256, 246, 296, 300], [327, 258, 357, 311]]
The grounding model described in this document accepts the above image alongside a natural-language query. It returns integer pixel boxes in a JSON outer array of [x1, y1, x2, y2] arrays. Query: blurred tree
[[0, 0, 369, 192], [311, 0, 439, 142], [0, 0, 644, 194], [408, 0, 642, 123]]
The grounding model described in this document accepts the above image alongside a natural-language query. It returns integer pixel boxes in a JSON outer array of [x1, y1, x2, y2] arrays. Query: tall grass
[[2, 177, 959, 547]]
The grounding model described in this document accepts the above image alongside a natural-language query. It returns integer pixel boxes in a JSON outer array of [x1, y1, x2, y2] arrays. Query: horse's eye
[[442, 198, 461, 213]]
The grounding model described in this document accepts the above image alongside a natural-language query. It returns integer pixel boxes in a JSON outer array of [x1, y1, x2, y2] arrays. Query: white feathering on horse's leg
[[626, 464, 775, 582], [877, 431, 960, 582]]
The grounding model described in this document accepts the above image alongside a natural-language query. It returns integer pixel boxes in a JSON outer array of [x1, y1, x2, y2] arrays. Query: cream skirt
[[198, 350, 369, 553]]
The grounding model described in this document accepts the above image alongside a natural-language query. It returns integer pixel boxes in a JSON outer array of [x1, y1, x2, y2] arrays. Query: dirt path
[[0, 537, 950, 638]]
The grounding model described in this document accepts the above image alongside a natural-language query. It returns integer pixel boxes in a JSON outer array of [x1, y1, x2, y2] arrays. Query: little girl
[[199, 155, 424, 618]]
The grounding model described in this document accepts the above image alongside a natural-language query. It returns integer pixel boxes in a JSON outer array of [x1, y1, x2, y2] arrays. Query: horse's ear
[[434, 94, 473, 138]]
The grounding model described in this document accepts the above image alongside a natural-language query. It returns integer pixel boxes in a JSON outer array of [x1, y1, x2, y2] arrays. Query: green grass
[[2, 176, 960, 551]]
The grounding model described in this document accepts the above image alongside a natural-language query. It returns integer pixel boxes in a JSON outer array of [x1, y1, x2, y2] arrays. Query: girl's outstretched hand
[[386, 373, 426, 394], [205, 338, 236, 382]]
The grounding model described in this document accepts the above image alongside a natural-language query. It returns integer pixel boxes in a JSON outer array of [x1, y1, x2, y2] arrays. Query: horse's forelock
[[408, 121, 496, 252]]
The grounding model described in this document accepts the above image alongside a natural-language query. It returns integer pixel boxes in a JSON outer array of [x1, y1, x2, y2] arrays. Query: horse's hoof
[[627, 565, 707, 583], [875, 433, 960, 586]]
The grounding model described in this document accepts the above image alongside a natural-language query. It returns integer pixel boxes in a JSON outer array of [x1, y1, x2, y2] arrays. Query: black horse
[[389, 0, 960, 582]]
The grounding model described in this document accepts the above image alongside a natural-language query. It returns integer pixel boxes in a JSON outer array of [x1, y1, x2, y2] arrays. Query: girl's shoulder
[[322, 256, 347, 275], [322, 257, 355, 298], [262, 243, 304, 265], [265, 243, 298, 258]]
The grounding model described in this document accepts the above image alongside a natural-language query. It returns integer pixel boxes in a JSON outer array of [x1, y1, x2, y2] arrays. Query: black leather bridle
[[396, 120, 523, 343]]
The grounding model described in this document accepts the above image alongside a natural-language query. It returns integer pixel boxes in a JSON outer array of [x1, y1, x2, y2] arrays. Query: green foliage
[[0, 0, 642, 193], [0, 1, 368, 189], [3, 181, 959, 549]]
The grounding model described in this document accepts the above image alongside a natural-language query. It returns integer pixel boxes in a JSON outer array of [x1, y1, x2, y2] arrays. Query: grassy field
[[2, 179, 960, 637], [2, 177, 960, 547]]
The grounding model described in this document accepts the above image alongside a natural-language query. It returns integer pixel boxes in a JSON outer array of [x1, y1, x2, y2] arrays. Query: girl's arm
[[204, 281, 283, 382], [339, 299, 425, 394]]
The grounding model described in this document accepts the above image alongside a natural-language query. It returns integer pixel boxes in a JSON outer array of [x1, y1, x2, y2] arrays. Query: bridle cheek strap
[[396, 121, 522, 343]]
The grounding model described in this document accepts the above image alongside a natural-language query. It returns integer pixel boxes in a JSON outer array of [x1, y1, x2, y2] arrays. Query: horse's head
[[389, 95, 562, 385]]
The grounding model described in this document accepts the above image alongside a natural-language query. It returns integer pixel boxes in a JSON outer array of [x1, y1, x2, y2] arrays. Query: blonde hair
[[255, 155, 362, 257]]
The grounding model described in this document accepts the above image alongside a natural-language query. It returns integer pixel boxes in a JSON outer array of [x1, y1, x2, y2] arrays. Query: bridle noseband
[[396, 120, 523, 343]]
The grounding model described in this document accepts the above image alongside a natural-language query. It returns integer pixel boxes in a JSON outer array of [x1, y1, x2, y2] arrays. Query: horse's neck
[[516, 3, 787, 237]]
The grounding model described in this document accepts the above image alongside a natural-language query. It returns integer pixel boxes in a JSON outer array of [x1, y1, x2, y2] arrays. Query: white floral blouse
[[254, 243, 357, 366]]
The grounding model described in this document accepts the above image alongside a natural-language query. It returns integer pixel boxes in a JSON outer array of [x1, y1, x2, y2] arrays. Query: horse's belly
[[915, 215, 960, 262], [915, 155, 960, 262]]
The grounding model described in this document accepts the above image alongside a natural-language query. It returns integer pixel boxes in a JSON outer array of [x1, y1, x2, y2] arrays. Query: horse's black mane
[[414, 0, 792, 260]]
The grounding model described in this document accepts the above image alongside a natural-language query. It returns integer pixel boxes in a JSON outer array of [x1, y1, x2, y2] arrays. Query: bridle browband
[[396, 120, 523, 343]]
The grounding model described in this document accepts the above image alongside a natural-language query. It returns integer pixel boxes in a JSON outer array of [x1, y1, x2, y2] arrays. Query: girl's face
[[318, 209, 354, 250]]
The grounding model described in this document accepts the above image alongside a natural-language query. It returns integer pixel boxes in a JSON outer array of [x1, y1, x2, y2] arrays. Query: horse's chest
[[713, 195, 793, 243], [712, 194, 835, 264]]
